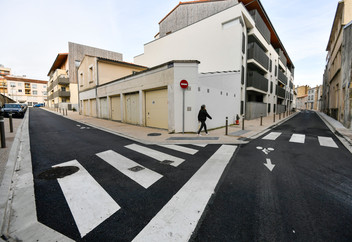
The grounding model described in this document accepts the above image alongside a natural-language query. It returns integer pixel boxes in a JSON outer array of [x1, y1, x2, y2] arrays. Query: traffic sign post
[[180, 80, 188, 133]]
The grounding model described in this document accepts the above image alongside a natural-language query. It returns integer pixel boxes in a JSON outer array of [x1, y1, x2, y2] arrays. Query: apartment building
[[135, 0, 295, 121], [307, 87, 315, 110], [322, 0, 352, 128], [0, 76, 47, 106], [47, 42, 123, 111]]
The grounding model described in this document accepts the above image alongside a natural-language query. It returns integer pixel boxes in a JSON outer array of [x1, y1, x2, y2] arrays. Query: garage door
[[111, 96, 121, 121], [100, 97, 108, 119], [90, 99, 97, 117], [125, 93, 139, 124], [146, 89, 168, 129], [83, 100, 88, 116]]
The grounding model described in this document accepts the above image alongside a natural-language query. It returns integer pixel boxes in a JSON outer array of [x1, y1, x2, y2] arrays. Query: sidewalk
[[46, 107, 298, 145]]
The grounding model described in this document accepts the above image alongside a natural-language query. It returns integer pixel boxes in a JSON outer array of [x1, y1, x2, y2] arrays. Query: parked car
[[33, 103, 44, 107], [0, 103, 26, 118]]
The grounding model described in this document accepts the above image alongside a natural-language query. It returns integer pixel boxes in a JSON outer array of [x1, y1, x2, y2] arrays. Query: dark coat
[[198, 109, 212, 122]]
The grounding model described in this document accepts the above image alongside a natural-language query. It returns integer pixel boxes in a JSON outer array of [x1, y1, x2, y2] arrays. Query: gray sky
[[0, 0, 338, 87]]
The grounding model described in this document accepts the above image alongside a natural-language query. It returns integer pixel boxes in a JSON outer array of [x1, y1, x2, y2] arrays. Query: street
[[28, 109, 352, 241]]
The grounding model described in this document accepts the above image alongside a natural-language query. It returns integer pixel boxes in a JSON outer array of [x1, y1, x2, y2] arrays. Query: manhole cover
[[128, 166, 145, 172], [37, 166, 79, 180], [147, 133, 162, 136], [161, 160, 174, 165]]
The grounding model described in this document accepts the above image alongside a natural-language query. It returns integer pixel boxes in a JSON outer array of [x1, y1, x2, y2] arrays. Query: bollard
[[260, 115, 263, 126], [279, 113, 281, 120], [283, 112, 285, 118], [242, 115, 245, 130], [9, 113, 13, 133], [225, 117, 228, 135], [273, 113, 276, 123], [65, 109, 68, 116], [0, 116, 6, 148]]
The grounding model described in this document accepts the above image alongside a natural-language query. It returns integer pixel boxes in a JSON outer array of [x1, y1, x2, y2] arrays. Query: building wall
[[342, 21, 352, 129]]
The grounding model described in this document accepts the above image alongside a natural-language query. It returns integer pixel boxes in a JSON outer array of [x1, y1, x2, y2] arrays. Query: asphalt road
[[29, 108, 226, 241], [29, 109, 352, 241], [194, 110, 352, 241]]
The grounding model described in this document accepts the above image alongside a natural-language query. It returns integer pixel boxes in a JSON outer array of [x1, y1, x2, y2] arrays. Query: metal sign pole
[[182, 88, 185, 134]]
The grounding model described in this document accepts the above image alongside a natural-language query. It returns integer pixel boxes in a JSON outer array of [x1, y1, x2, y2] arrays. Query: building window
[[268, 103, 271, 113], [18, 83, 22, 87], [33, 90, 38, 95], [42, 91, 47, 95], [270, 82, 273, 93], [269, 60, 272, 72], [32, 84, 37, 89], [61, 87, 66, 91], [242, 33, 245, 54], [18, 89, 22, 92], [10, 82, 16, 87], [43, 85, 46, 89], [25, 90, 31, 94], [241, 66, 245, 85]]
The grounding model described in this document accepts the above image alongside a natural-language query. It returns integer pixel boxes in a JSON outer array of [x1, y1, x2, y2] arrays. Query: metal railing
[[247, 70, 268, 92], [247, 42, 269, 70]]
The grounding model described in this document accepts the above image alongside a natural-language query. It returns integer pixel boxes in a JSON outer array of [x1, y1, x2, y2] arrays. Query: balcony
[[247, 70, 268, 92], [276, 86, 286, 99], [57, 90, 70, 97], [48, 74, 69, 92], [247, 42, 269, 72], [276, 48, 287, 67], [250, 10, 271, 44], [278, 69, 288, 85]]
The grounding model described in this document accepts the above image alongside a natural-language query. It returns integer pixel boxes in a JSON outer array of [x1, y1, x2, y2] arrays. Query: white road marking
[[193, 144, 207, 147], [262, 132, 282, 140], [132, 145, 237, 242], [159, 144, 198, 155], [318, 136, 338, 148], [125, 144, 185, 167], [96, 150, 163, 189], [289, 134, 305, 143], [264, 158, 275, 172], [54, 160, 120, 238]]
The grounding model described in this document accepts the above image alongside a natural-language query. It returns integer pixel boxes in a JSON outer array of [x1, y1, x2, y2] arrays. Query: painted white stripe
[[159, 144, 198, 155], [318, 136, 338, 148], [193, 144, 207, 147], [289, 134, 305, 143], [132, 145, 237, 242], [54, 160, 120, 238], [125, 144, 185, 167], [96, 150, 163, 189], [262, 132, 282, 140]]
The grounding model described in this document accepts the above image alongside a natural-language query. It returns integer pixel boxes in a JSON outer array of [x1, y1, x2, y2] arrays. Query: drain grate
[[147, 133, 162, 136], [128, 166, 145, 172], [161, 160, 174, 165], [37, 166, 79, 180]]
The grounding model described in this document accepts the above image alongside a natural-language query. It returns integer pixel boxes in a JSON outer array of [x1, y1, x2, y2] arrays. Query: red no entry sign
[[180, 80, 188, 89]]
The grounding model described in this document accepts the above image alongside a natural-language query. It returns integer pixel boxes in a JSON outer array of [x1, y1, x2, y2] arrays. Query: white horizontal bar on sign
[[54, 160, 120, 238], [262, 132, 282, 140], [125, 144, 185, 167], [159, 144, 198, 155], [96, 150, 163, 189], [289, 134, 305, 143], [318, 136, 338, 148], [132, 145, 237, 242]]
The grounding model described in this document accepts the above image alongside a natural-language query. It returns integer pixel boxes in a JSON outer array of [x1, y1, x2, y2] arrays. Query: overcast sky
[[0, 0, 338, 87]]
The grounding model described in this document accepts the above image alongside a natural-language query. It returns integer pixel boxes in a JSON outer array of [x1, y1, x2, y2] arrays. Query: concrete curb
[[316, 111, 352, 154], [0, 112, 26, 238]]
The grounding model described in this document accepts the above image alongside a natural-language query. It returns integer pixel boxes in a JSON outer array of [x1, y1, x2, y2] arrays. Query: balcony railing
[[276, 48, 287, 67], [278, 69, 288, 85], [57, 91, 70, 97], [247, 70, 268, 92], [276, 86, 286, 99], [247, 42, 269, 71], [250, 10, 271, 44], [47, 74, 69, 92]]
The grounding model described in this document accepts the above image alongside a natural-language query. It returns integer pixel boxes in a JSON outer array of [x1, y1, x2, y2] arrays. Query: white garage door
[[125, 93, 139, 124], [100, 97, 108, 119], [146, 89, 168, 129], [90, 99, 97, 117], [111, 96, 121, 121]]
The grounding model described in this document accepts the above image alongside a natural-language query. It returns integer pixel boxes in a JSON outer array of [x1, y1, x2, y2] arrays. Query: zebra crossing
[[52, 143, 236, 239], [262, 132, 339, 148]]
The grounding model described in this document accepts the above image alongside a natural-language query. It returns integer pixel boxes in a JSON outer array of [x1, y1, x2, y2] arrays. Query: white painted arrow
[[264, 158, 275, 172]]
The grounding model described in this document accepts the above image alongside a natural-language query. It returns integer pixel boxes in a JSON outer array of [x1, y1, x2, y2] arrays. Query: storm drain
[[147, 133, 162, 136], [128, 166, 145, 172], [161, 160, 174, 165], [37, 166, 79, 180]]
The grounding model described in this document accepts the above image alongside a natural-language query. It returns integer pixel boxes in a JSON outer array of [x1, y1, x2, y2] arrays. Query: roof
[[5, 76, 48, 84], [47, 53, 68, 76], [97, 57, 148, 69], [326, 1, 344, 51], [159, 0, 294, 68]]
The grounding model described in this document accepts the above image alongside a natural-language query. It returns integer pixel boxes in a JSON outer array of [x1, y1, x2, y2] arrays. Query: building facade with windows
[[322, 0, 352, 127], [0, 76, 47, 106], [134, 0, 294, 121], [47, 42, 123, 110]]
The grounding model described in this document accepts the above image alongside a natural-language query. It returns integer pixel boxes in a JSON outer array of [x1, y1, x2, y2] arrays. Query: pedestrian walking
[[197, 104, 212, 136]]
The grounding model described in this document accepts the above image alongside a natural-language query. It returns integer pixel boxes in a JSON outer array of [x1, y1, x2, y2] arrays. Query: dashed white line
[[318, 136, 338, 148], [289, 134, 305, 143], [262, 132, 282, 140], [159, 144, 198, 155]]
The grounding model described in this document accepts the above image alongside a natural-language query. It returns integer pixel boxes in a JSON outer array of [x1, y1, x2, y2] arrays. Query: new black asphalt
[[194, 111, 352, 241]]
